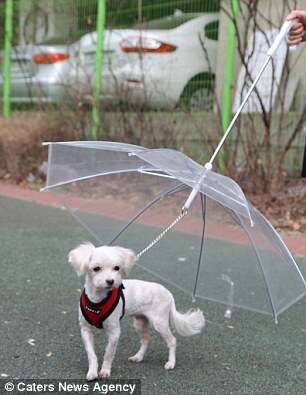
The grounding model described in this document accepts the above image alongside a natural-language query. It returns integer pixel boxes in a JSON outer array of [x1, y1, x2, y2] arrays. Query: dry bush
[[0, 111, 82, 182]]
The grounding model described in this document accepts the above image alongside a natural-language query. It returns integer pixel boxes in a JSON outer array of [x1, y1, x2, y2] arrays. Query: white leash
[[136, 208, 188, 260]]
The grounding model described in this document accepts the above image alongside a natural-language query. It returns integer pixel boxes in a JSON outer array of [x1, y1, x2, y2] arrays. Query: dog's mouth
[[104, 285, 116, 290], [95, 285, 113, 292]]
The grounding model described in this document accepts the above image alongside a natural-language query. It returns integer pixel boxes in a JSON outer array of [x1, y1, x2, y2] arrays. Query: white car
[[0, 42, 79, 103], [77, 12, 219, 110]]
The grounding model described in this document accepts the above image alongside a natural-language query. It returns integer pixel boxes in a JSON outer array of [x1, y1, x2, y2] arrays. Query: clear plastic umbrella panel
[[41, 20, 306, 322], [42, 141, 306, 323]]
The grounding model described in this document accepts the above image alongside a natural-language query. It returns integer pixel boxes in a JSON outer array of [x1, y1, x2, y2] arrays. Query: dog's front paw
[[128, 354, 144, 363], [86, 369, 98, 381], [99, 368, 111, 378], [164, 361, 175, 370]]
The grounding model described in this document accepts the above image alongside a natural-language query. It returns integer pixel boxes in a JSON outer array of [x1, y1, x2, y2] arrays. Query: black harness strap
[[119, 285, 125, 320]]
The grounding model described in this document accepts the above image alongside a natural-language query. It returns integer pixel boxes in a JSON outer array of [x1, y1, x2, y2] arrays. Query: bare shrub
[[220, 0, 306, 195], [0, 111, 81, 181]]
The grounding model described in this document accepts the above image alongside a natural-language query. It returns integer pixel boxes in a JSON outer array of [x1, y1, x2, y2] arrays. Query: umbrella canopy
[[42, 141, 306, 322]]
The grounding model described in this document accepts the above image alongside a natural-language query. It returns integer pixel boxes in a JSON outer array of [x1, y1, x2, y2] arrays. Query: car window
[[204, 20, 219, 40], [135, 14, 202, 30]]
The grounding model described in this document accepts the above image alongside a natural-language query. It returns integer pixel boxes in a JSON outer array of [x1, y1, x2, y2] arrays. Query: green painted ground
[[1, 196, 306, 395]]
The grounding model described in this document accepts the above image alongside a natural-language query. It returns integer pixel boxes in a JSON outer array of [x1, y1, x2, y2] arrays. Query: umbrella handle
[[182, 163, 212, 211], [267, 18, 298, 56], [183, 19, 298, 212], [206, 18, 298, 168]]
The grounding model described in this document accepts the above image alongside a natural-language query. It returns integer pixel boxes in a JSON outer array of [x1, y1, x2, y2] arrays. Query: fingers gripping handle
[[267, 19, 297, 56]]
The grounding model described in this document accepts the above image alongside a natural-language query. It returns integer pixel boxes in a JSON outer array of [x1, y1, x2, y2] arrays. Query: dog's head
[[68, 242, 136, 289]]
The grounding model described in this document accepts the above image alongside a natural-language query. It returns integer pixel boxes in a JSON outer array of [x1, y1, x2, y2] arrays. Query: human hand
[[287, 10, 306, 45]]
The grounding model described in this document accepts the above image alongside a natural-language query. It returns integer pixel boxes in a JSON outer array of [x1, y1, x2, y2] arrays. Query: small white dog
[[68, 242, 205, 380]]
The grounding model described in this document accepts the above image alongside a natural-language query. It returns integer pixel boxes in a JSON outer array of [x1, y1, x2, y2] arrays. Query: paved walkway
[[1, 193, 306, 394]]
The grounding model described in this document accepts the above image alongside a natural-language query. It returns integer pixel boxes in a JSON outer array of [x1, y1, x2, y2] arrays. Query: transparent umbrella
[[41, 141, 306, 323], [41, 19, 306, 322]]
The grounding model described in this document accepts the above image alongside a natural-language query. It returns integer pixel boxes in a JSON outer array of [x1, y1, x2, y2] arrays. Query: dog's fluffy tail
[[169, 298, 205, 337]]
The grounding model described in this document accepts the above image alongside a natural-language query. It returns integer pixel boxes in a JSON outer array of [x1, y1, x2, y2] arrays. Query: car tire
[[180, 74, 215, 111]]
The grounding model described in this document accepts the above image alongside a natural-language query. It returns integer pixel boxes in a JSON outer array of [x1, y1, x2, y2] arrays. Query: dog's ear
[[115, 247, 136, 276], [68, 242, 95, 276]]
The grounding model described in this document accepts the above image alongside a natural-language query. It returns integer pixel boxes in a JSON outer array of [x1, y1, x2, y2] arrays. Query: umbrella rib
[[192, 194, 207, 299], [197, 185, 253, 225], [46, 143, 52, 190], [108, 183, 188, 245], [41, 169, 141, 191], [230, 211, 278, 322], [138, 169, 176, 179], [201, 184, 249, 211], [55, 194, 104, 245], [43, 141, 145, 151], [41, 168, 168, 191], [272, 290, 306, 318], [69, 208, 104, 244], [254, 208, 306, 287]]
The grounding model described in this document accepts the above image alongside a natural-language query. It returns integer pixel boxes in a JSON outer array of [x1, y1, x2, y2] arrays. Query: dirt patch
[[249, 178, 306, 234]]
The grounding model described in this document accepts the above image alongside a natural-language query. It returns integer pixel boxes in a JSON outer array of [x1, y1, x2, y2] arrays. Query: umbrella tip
[[224, 309, 232, 319], [204, 162, 213, 171]]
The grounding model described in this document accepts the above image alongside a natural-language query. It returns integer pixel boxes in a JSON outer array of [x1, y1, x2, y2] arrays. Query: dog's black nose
[[106, 279, 114, 286]]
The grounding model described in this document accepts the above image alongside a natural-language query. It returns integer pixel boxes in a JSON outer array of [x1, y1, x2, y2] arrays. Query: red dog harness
[[80, 284, 125, 329]]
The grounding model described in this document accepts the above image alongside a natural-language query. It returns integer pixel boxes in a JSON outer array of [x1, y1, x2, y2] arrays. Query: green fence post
[[220, 0, 239, 170], [91, 0, 106, 140], [3, 0, 13, 118]]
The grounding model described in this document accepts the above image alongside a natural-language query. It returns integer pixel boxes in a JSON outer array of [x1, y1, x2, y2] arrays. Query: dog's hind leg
[[128, 315, 150, 363], [150, 316, 176, 370]]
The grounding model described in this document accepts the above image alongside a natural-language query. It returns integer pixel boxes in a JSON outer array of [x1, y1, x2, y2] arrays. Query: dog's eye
[[114, 266, 120, 271], [93, 266, 101, 272]]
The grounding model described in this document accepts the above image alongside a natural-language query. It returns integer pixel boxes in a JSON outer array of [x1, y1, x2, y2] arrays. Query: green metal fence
[[0, 0, 305, 176]]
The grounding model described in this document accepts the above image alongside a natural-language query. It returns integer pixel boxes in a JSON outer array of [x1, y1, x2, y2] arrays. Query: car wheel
[[180, 74, 215, 111]]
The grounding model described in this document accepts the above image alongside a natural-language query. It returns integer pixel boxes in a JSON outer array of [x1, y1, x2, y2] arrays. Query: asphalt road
[[1, 195, 306, 395]]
